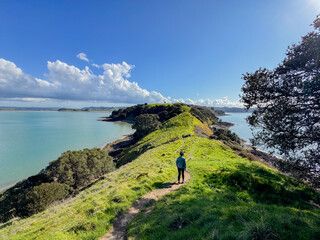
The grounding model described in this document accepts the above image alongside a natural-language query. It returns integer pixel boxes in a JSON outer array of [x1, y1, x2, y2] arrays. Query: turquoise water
[[219, 112, 253, 143], [0, 111, 134, 191]]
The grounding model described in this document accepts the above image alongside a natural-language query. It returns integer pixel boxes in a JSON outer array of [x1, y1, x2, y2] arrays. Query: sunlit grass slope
[[116, 112, 195, 166], [128, 137, 320, 240], [1, 110, 319, 240], [0, 112, 196, 240]]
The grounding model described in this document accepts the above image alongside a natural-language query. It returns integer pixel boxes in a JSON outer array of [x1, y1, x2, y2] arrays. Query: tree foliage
[[46, 148, 115, 189], [210, 126, 241, 144], [132, 114, 162, 139], [189, 105, 218, 124], [110, 103, 187, 122], [26, 182, 69, 215], [0, 148, 114, 223], [241, 16, 320, 184]]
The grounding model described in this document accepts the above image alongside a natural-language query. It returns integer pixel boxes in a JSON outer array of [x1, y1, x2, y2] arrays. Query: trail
[[100, 125, 193, 240]]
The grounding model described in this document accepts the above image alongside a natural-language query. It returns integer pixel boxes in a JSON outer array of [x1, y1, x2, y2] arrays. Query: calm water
[[219, 112, 252, 143], [0, 111, 134, 191]]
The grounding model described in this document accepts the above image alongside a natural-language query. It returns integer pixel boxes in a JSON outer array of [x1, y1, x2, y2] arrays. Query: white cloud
[[76, 52, 89, 62], [0, 58, 168, 104], [171, 97, 242, 108], [0, 58, 242, 107], [92, 63, 100, 68], [6, 97, 48, 102], [0, 58, 55, 99]]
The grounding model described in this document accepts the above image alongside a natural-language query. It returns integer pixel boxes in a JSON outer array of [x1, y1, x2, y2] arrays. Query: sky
[[0, 0, 319, 108]]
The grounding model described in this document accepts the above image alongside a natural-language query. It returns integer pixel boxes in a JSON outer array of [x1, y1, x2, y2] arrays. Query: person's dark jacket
[[176, 156, 186, 169]]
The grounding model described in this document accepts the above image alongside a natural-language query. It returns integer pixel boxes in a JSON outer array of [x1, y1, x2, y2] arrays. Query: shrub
[[0, 149, 115, 222], [46, 148, 115, 189], [25, 182, 69, 215], [109, 103, 187, 122], [211, 126, 241, 144], [132, 114, 162, 139], [189, 105, 218, 124]]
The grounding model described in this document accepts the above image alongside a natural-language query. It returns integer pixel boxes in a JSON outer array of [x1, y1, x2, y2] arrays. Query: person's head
[[180, 151, 184, 157]]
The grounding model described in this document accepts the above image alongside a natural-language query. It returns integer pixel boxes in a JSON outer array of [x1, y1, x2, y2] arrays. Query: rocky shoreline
[[103, 134, 136, 159], [99, 117, 134, 124]]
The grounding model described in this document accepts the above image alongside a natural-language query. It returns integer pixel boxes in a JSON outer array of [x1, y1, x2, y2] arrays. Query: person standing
[[176, 151, 186, 184]]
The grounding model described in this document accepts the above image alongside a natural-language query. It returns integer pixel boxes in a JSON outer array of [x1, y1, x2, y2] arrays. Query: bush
[[46, 148, 115, 189], [132, 114, 162, 139], [211, 126, 241, 144], [109, 103, 187, 123], [0, 149, 115, 223], [189, 105, 218, 124], [25, 182, 69, 215]]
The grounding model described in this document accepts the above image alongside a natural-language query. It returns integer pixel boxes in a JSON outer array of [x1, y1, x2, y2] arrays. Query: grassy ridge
[[0, 112, 196, 239], [128, 137, 320, 239], [1, 109, 319, 239]]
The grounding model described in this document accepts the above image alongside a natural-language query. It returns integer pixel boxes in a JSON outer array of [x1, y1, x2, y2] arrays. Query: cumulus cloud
[[0, 58, 57, 99], [0, 58, 168, 104], [76, 53, 89, 62], [0, 57, 242, 107]]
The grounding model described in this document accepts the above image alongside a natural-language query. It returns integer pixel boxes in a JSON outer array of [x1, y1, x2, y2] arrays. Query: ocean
[[219, 112, 253, 143], [0, 111, 134, 191]]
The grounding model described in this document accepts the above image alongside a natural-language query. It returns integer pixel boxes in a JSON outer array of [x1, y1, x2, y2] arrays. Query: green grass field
[[0, 110, 319, 240], [128, 137, 320, 239]]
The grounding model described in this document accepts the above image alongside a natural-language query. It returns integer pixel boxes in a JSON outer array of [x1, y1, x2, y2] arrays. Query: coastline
[[217, 115, 286, 173], [0, 117, 134, 194], [98, 117, 134, 124], [0, 132, 135, 194], [101, 118, 136, 159]]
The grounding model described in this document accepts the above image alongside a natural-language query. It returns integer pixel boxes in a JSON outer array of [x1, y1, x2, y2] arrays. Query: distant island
[[214, 107, 254, 113], [0, 106, 252, 114], [0, 107, 59, 111], [0, 106, 124, 112], [57, 107, 123, 112]]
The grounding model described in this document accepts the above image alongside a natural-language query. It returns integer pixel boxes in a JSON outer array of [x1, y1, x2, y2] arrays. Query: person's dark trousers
[[178, 168, 185, 182]]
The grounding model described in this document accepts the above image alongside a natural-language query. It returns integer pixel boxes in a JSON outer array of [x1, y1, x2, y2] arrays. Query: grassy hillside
[[0, 105, 319, 240], [129, 137, 320, 239]]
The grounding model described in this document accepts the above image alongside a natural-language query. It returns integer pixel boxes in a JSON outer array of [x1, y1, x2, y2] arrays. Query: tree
[[46, 148, 115, 189], [132, 114, 162, 139], [240, 16, 320, 184], [25, 182, 69, 215]]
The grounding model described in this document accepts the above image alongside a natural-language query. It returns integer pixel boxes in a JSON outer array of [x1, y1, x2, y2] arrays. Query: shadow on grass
[[203, 163, 319, 209], [152, 181, 178, 189], [128, 184, 320, 240]]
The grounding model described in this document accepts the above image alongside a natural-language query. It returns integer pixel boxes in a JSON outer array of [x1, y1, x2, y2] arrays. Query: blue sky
[[0, 0, 319, 107]]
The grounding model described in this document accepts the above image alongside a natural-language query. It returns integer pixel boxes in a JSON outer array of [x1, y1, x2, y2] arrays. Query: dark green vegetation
[[0, 148, 114, 223], [109, 103, 188, 122], [210, 126, 241, 144], [0, 104, 319, 240], [109, 103, 218, 125], [241, 16, 320, 187], [132, 114, 162, 139]]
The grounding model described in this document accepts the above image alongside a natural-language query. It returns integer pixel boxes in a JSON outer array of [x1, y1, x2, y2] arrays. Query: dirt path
[[100, 172, 190, 240], [100, 131, 193, 240]]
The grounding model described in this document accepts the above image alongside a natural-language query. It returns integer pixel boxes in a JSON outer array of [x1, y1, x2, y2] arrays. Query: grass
[[116, 112, 195, 166], [0, 112, 195, 240], [127, 137, 320, 240], [1, 110, 319, 240]]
